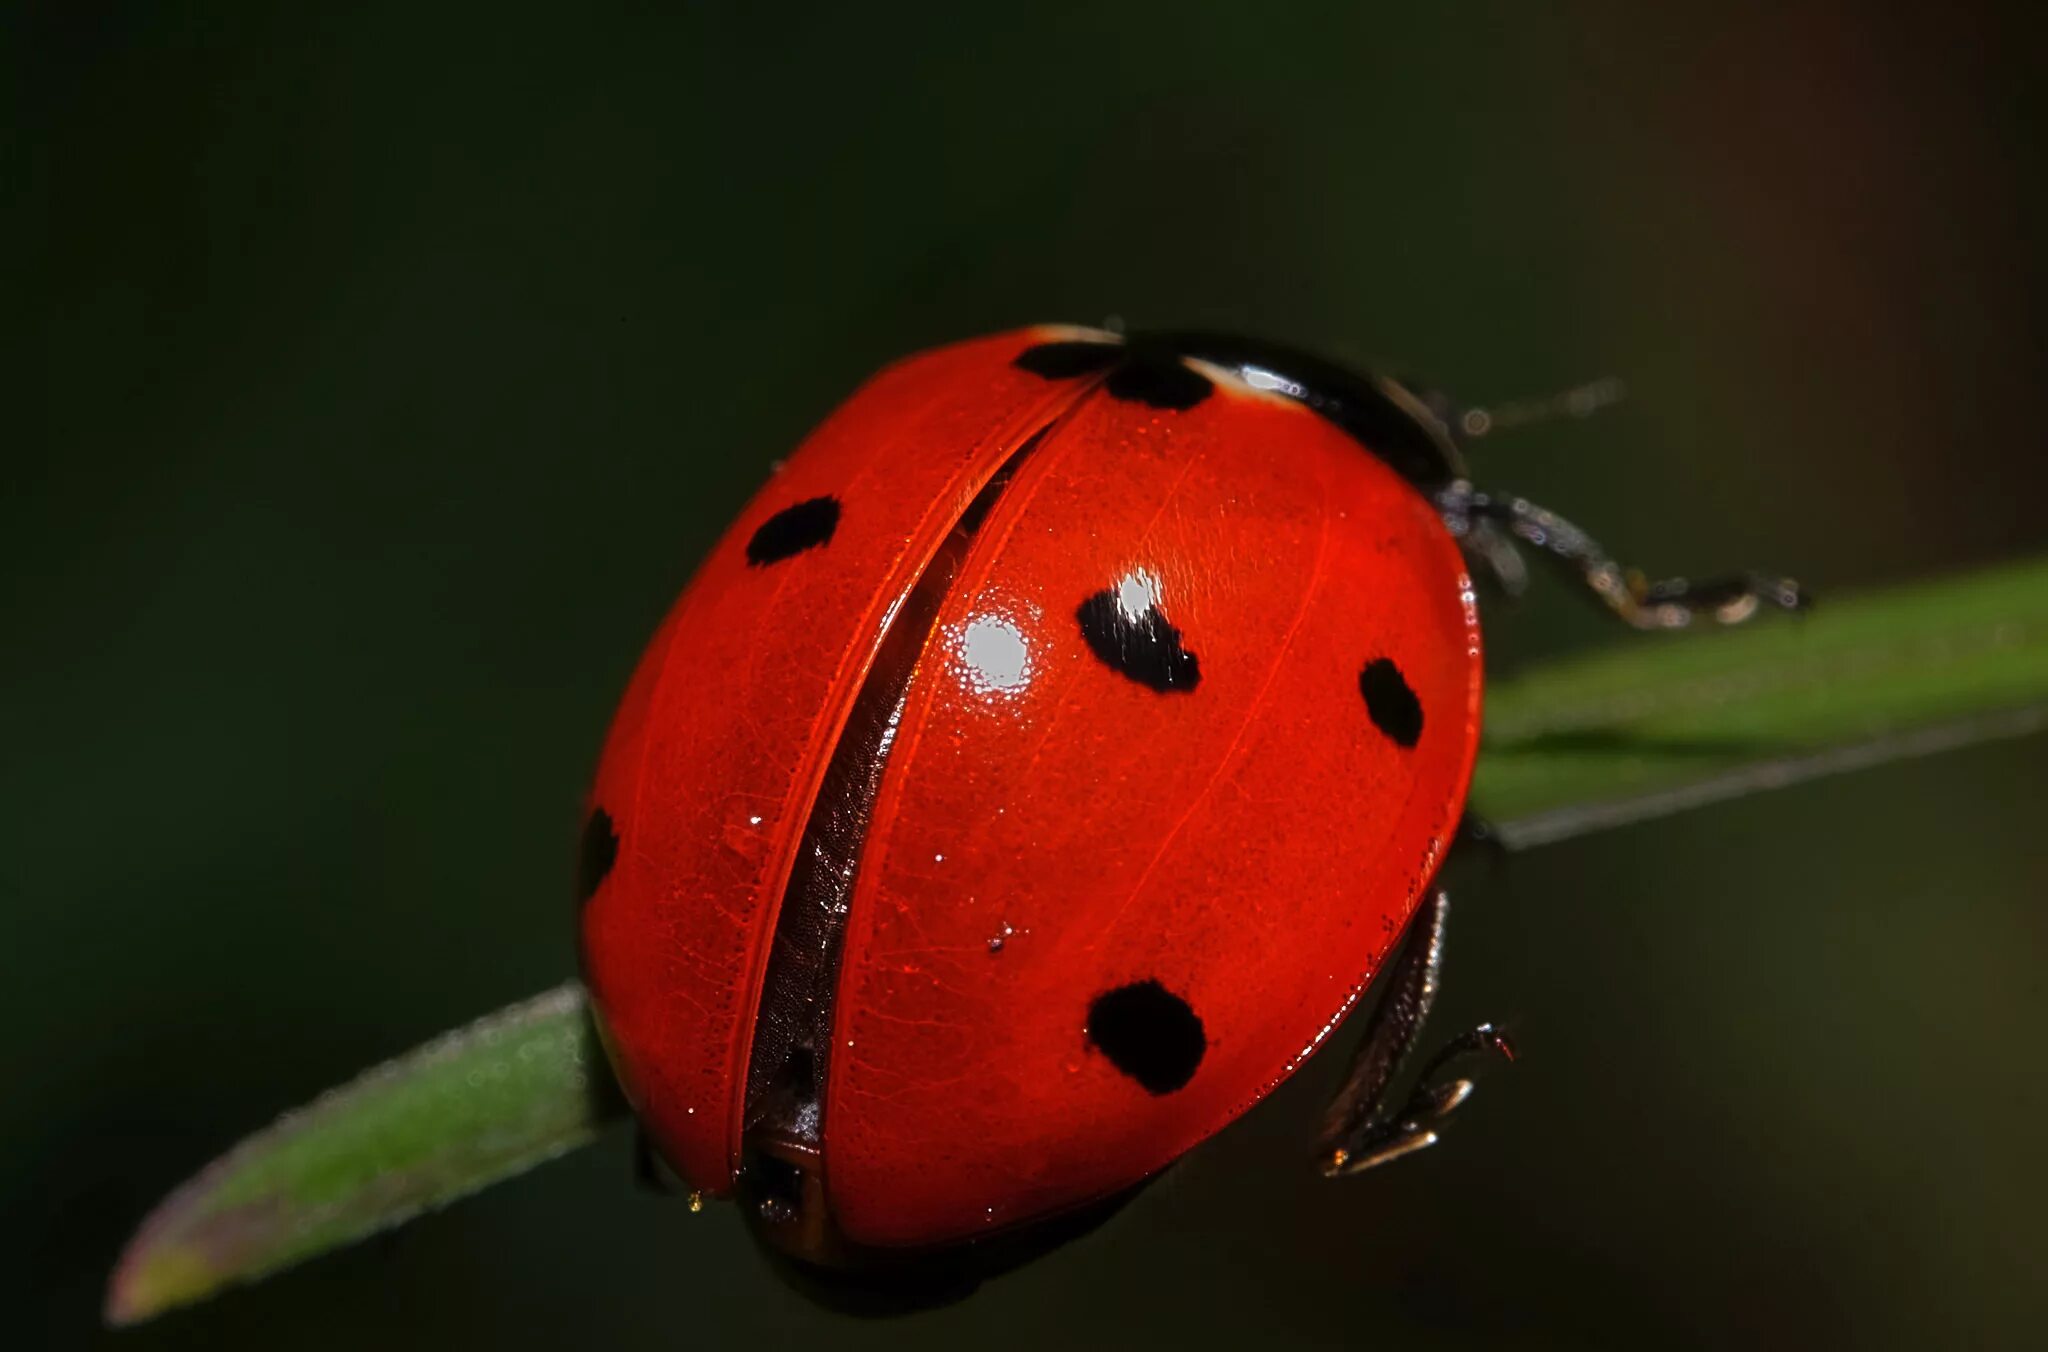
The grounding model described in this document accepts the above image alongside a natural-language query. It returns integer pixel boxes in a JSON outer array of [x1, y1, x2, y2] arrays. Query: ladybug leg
[[1436, 484, 1808, 629], [1316, 888, 1515, 1177], [1461, 518, 1531, 599]]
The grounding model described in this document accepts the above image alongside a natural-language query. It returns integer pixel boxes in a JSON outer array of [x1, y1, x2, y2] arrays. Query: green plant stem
[[105, 986, 622, 1326], [106, 556, 2048, 1325], [1474, 555, 2048, 844]]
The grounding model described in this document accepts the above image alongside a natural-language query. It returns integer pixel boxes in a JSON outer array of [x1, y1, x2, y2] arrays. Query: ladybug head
[[1144, 331, 1627, 490], [1137, 330, 1470, 489]]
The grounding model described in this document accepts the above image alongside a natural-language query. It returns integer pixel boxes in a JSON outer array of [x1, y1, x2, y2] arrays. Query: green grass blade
[[1477, 555, 2048, 846], [107, 558, 2048, 1325], [105, 984, 625, 1326]]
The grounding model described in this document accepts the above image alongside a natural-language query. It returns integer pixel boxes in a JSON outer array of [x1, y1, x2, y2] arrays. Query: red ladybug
[[577, 326, 1802, 1294]]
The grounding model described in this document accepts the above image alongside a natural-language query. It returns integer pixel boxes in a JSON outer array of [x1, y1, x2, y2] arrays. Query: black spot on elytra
[[578, 807, 618, 905], [1077, 588, 1201, 693], [1360, 657, 1423, 748], [1087, 980, 1206, 1094], [1013, 338, 1212, 411], [1014, 340, 1123, 380], [747, 496, 840, 565], [1105, 349, 1212, 411]]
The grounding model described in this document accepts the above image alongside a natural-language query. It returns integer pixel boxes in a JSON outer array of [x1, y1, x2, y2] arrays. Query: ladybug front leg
[[1315, 888, 1515, 1177], [1437, 484, 1809, 630]]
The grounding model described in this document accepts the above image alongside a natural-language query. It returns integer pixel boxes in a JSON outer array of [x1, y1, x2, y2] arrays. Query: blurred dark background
[[10, 2, 2046, 1348]]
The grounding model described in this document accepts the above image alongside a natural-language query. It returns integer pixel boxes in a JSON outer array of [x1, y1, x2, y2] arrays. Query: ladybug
[[576, 326, 1803, 1299]]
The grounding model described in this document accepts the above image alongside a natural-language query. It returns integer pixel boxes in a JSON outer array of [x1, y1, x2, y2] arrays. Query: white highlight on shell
[[1239, 364, 1306, 398], [959, 612, 1033, 694], [1114, 567, 1162, 621]]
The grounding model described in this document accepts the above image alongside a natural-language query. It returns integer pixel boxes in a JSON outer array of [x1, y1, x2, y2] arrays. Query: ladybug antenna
[[1456, 376, 1627, 440]]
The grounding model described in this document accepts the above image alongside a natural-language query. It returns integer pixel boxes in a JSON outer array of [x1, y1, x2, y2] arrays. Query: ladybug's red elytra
[[576, 326, 1803, 1296]]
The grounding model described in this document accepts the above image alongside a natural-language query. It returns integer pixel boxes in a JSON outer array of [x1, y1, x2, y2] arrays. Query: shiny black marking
[[747, 496, 840, 565], [1360, 657, 1423, 748], [1014, 339, 1123, 379], [1087, 980, 1206, 1094], [1076, 589, 1201, 693], [578, 807, 618, 904], [1015, 338, 1211, 411], [1140, 331, 1464, 488], [1105, 347, 1212, 410]]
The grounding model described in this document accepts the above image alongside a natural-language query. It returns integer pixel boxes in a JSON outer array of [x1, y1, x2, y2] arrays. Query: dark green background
[[11, 3, 2046, 1348]]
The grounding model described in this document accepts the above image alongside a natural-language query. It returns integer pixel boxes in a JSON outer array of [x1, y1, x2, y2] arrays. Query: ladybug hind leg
[[1316, 888, 1515, 1177], [1436, 482, 1808, 629]]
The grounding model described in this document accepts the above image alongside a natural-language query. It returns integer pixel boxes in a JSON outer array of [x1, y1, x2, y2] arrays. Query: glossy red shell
[[579, 326, 1482, 1248]]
